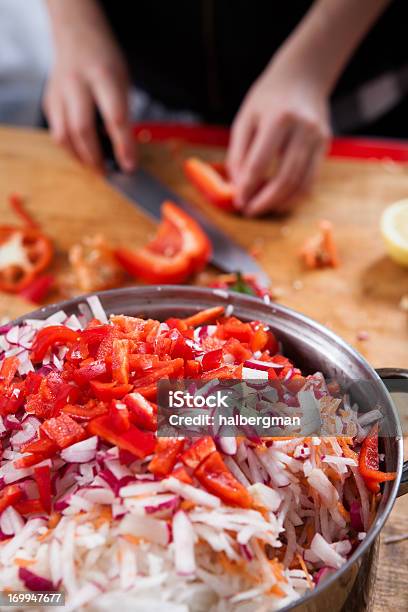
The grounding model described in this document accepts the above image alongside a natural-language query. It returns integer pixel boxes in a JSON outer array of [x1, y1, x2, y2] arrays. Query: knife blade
[[108, 168, 270, 286]]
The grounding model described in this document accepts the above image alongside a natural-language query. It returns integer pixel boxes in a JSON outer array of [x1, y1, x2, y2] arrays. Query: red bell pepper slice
[[181, 436, 216, 469], [41, 414, 85, 449], [61, 401, 108, 421], [19, 274, 54, 304], [170, 465, 193, 484], [34, 465, 52, 514], [111, 339, 130, 385], [184, 157, 236, 212], [195, 451, 252, 508], [9, 193, 38, 228], [133, 359, 184, 389], [109, 400, 131, 432], [0, 484, 23, 514], [13, 499, 44, 515], [31, 326, 79, 363], [124, 392, 157, 431], [115, 201, 211, 284], [87, 415, 156, 459], [185, 359, 202, 378], [218, 318, 254, 343], [90, 381, 133, 401], [16, 437, 59, 468], [0, 356, 20, 387], [359, 424, 396, 487], [72, 360, 107, 387], [0, 226, 53, 294], [202, 348, 223, 372], [148, 438, 185, 476]]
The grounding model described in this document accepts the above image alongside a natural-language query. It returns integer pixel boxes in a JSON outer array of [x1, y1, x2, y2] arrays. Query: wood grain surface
[[0, 126, 407, 609]]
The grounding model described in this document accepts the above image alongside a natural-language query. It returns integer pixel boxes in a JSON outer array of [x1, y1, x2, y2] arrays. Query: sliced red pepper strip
[[34, 465, 52, 514], [87, 415, 155, 459], [124, 392, 157, 431], [31, 326, 79, 363], [184, 157, 236, 212], [133, 359, 184, 389], [195, 451, 252, 508], [90, 381, 133, 401], [41, 414, 85, 449], [182, 306, 225, 328], [0, 226, 53, 293], [9, 193, 38, 228], [72, 360, 107, 387], [181, 436, 216, 469], [202, 348, 223, 372], [116, 201, 211, 284], [0, 484, 23, 513], [359, 424, 396, 484], [148, 438, 185, 476]]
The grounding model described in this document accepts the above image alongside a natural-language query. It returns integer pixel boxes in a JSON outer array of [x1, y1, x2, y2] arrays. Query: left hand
[[227, 57, 331, 216]]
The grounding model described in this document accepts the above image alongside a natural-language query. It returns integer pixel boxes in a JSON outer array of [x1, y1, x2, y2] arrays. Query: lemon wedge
[[380, 199, 408, 266]]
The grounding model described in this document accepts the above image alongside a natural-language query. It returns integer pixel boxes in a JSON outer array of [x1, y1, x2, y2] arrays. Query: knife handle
[[96, 113, 119, 172]]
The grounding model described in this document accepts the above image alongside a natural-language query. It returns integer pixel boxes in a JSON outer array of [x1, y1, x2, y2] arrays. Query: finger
[[65, 79, 103, 169], [234, 115, 291, 209], [226, 108, 256, 183], [44, 90, 77, 158], [92, 74, 137, 173], [243, 125, 319, 217]]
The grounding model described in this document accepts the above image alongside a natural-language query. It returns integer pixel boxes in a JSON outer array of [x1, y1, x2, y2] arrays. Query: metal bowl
[[14, 285, 408, 611]]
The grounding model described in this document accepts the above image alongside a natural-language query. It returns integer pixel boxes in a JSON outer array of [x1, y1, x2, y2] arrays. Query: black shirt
[[99, 0, 407, 125]]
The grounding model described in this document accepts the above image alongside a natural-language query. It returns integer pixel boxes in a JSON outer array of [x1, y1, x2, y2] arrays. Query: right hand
[[43, 9, 136, 172]]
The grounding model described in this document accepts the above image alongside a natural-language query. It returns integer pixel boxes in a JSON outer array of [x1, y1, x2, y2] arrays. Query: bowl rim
[[10, 285, 403, 609]]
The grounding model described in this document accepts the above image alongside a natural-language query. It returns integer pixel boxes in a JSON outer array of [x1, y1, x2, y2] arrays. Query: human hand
[[43, 0, 136, 172], [227, 57, 331, 216]]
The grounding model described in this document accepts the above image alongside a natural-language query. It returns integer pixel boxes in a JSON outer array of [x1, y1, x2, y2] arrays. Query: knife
[[100, 128, 270, 286]]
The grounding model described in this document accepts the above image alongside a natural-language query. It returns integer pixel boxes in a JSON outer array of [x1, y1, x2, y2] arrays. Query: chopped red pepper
[[148, 438, 185, 476], [111, 339, 130, 385], [124, 392, 157, 431], [34, 465, 52, 514], [72, 360, 107, 387], [31, 326, 79, 363], [184, 157, 236, 212], [0, 356, 20, 387], [13, 499, 44, 515], [116, 201, 211, 284], [61, 401, 108, 421], [170, 465, 193, 484], [90, 381, 133, 401], [195, 451, 252, 508], [181, 436, 216, 470], [0, 484, 23, 514], [109, 400, 131, 432], [202, 348, 223, 372], [87, 415, 155, 459], [182, 306, 225, 328], [359, 424, 396, 488], [41, 414, 85, 449]]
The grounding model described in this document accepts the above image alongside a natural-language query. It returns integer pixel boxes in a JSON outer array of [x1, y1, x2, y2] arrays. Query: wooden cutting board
[[0, 125, 407, 609]]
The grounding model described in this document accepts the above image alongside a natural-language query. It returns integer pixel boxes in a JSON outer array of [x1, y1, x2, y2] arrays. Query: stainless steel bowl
[[14, 285, 408, 611]]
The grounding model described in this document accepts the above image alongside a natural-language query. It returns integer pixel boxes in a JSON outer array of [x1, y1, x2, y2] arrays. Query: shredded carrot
[[252, 503, 269, 519], [339, 438, 359, 462], [218, 552, 246, 576], [180, 499, 196, 512], [48, 512, 61, 529], [14, 558, 36, 568], [268, 583, 286, 598], [37, 529, 51, 542], [296, 553, 314, 590], [122, 534, 142, 546], [268, 558, 287, 583], [183, 306, 225, 327], [93, 506, 112, 527], [337, 501, 350, 522]]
